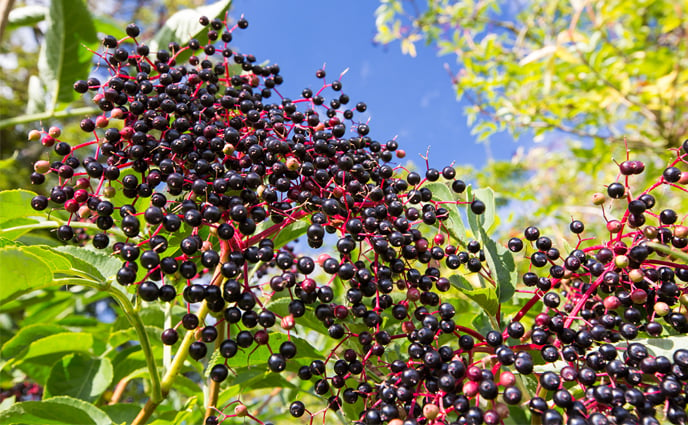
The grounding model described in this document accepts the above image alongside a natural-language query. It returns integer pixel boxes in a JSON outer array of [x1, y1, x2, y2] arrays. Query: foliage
[[374, 0, 688, 150], [0, 1, 687, 425]]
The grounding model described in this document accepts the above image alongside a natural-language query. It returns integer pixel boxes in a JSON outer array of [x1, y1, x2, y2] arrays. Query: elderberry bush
[[17, 11, 688, 425]]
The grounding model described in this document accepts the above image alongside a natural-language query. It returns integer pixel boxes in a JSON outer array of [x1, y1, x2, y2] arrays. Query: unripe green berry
[[592, 192, 606, 205], [34, 160, 50, 174], [28, 129, 42, 141], [654, 302, 670, 317], [628, 269, 644, 283], [103, 186, 116, 198], [614, 255, 629, 269]]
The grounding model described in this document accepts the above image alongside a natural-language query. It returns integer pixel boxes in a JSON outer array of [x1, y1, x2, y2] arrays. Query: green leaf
[[54, 246, 121, 281], [92, 16, 127, 39], [21, 245, 72, 273], [148, 397, 199, 425], [0, 217, 40, 240], [149, 0, 232, 65], [271, 219, 310, 250], [7, 5, 47, 29], [616, 336, 688, 359], [424, 181, 467, 245], [0, 237, 18, 248], [0, 246, 53, 303], [465, 186, 496, 237], [37, 0, 98, 111], [109, 326, 163, 350], [217, 370, 297, 404], [19, 291, 76, 327], [19, 332, 93, 363], [109, 345, 145, 384], [479, 227, 517, 303], [0, 396, 111, 425], [646, 242, 688, 264], [101, 404, 140, 425], [264, 297, 328, 337], [0, 190, 39, 224], [227, 332, 321, 369], [448, 275, 499, 316], [1, 324, 68, 359], [44, 354, 113, 402]]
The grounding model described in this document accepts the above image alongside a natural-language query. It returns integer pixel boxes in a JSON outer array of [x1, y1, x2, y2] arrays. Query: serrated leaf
[[0, 396, 110, 425], [424, 181, 467, 245], [0, 189, 39, 224], [37, 0, 98, 111], [54, 246, 121, 281], [18, 332, 93, 363], [44, 354, 113, 402], [0, 246, 53, 303], [479, 228, 517, 303], [227, 332, 321, 369], [465, 186, 496, 238], [0, 217, 40, 240], [448, 275, 499, 316], [0, 236, 19, 248], [149, 0, 232, 65], [1, 324, 68, 359], [21, 245, 72, 272], [101, 404, 140, 425]]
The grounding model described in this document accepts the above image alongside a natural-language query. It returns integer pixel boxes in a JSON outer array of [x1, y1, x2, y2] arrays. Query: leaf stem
[[646, 242, 688, 264], [132, 239, 230, 425], [0, 106, 101, 129], [204, 320, 225, 421], [64, 278, 162, 404], [0, 219, 127, 239]]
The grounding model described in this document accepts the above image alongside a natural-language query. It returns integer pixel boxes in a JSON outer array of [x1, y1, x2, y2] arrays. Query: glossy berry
[[188, 341, 207, 360], [209, 364, 229, 382], [161, 328, 178, 345], [607, 182, 626, 198], [663, 166, 682, 183], [470, 199, 485, 214]]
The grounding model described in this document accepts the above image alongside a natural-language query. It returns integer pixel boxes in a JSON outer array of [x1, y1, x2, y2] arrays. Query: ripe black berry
[[209, 364, 228, 382], [188, 341, 207, 360], [161, 328, 178, 345], [470, 199, 485, 214], [663, 166, 682, 183], [126, 23, 140, 37], [607, 182, 626, 198]]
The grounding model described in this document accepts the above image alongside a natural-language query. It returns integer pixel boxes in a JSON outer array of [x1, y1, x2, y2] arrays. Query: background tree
[[375, 0, 687, 150], [375, 0, 688, 237]]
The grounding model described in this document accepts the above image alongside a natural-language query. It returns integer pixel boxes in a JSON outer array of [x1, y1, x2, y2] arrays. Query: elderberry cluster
[[27, 13, 688, 425]]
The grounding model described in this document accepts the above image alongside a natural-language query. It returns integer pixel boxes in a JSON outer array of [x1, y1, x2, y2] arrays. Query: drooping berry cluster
[[27, 13, 688, 425]]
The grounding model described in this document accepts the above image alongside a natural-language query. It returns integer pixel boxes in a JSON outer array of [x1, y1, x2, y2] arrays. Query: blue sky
[[230, 0, 524, 170]]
